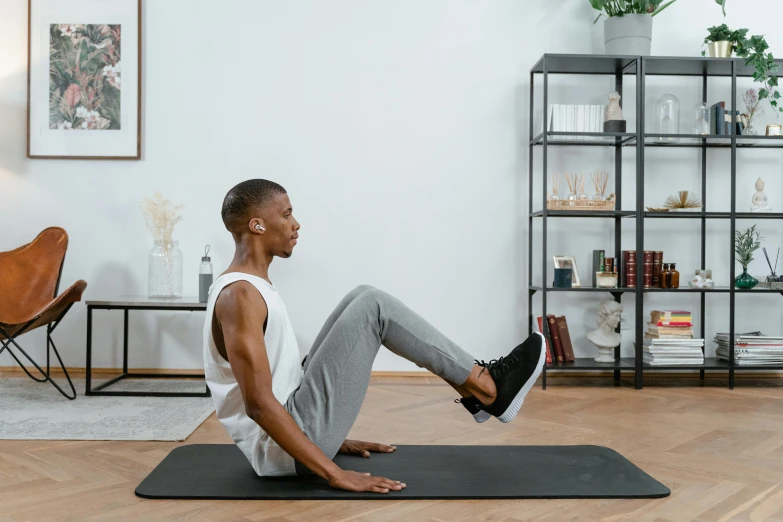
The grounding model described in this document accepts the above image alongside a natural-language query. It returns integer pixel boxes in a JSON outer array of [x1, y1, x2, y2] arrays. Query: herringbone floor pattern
[[2, 374, 783, 521]]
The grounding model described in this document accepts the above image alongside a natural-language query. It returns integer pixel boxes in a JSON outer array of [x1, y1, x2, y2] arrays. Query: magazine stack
[[715, 332, 783, 366]]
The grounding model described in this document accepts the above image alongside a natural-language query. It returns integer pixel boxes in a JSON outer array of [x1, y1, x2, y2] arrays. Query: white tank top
[[202, 272, 304, 476]]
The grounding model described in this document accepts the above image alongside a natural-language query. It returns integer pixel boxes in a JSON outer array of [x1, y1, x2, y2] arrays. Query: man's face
[[262, 193, 300, 258]]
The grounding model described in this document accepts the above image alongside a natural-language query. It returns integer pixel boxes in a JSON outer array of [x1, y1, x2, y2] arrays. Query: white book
[[587, 105, 594, 138], [595, 105, 603, 132], [559, 105, 567, 134], [549, 104, 558, 133], [577, 105, 585, 140]]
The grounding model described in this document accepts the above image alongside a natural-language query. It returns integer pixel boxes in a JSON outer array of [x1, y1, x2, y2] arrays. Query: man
[[203, 179, 545, 494]]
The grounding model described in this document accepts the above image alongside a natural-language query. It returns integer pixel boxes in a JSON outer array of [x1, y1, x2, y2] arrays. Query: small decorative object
[[141, 192, 185, 298], [693, 102, 711, 135], [554, 255, 581, 287], [662, 190, 702, 211], [761, 247, 783, 288], [587, 300, 623, 363], [199, 245, 213, 304], [667, 263, 680, 288], [603, 91, 627, 132], [590, 0, 679, 56], [751, 177, 772, 212], [766, 124, 782, 136], [27, 0, 142, 159], [689, 269, 715, 289], [592, 249, 605, 286], [590, 171, 610, 200], [549, 173, 561, 201], [655, 94, 680, 142], [742, 88, 764, 136], [596, 271, 618, 288], [547, 173, 616, 211], [553, 268, 573, 288], [735, 224, 762, 289]]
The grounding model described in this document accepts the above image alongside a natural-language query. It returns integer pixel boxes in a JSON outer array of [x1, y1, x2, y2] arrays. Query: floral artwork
[[49, 24, 121, 130]]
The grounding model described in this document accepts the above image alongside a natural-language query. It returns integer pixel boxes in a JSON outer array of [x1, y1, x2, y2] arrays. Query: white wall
[[1, 0, 782, 374]]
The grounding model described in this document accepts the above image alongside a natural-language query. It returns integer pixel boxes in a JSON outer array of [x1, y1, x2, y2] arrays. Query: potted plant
[[735, 224, 761, 289], [701, 24, 747, 58], [589, 0, 677, 56]]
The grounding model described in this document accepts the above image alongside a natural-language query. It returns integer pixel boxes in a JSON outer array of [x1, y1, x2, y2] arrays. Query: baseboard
[[2, 366, 781, 379]]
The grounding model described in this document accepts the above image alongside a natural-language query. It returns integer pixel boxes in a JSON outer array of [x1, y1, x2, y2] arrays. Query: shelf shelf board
[[642, 357, 726, 370], [644, 134, 783, 148], [529, 285, 635, 293], [531, 286, 783, 294], [546, 357, 636, 371], [530, 210, 635, 218], [643, 56, 783, 77], [531, 131, 636, 146], [530, 54, 638, 75]]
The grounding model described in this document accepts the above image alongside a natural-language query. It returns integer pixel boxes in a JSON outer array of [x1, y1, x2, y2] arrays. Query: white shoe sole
[[497, 332, 546, 423], [473, 410, 492, 423]]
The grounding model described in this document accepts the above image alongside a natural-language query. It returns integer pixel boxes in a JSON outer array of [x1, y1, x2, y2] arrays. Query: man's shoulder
[[216, 280, 268, 315]]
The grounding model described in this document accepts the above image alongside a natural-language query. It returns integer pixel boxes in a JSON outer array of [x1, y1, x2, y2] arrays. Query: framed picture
[[27, 0, 141, 159], [553, 255, 581, 287]]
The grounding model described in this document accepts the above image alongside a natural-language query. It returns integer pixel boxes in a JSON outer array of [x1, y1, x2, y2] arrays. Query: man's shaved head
[[221, 179, 287, 232]]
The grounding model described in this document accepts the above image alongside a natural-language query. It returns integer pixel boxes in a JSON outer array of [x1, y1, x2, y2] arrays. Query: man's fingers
[[370, 486, 389, 493]]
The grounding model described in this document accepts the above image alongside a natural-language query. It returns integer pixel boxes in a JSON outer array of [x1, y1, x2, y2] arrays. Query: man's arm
[[214, 282, 404, 493]]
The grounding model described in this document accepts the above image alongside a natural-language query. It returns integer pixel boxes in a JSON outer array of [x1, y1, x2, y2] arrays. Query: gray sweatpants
[[283, 284, 475, 475]]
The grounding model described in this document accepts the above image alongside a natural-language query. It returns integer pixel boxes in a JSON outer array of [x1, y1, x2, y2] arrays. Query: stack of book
[[535, 314, 575, 364], [546, 104, 606, 138], [642, 310, 705, 366], [715, 332, 783, 366]]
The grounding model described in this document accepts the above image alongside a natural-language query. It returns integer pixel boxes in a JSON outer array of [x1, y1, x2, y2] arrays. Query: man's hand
[[338, 439, 396, 458], [328, 469, 406, 494]]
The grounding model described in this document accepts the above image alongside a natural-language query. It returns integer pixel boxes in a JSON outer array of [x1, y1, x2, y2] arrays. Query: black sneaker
[[454, 397, 491, 423], [474, 332, 546, 423]]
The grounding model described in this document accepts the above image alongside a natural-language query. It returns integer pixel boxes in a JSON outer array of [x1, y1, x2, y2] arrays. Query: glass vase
[[734, 268, 758, 290], [655, 94, 680, 143], [148, 240, 183, 298], [693, 102, 710, 135]]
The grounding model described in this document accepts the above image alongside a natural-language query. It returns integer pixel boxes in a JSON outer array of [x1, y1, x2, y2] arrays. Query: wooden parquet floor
[[2, 374, 783, 522]]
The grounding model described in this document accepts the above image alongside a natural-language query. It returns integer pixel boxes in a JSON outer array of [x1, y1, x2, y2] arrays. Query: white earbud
[[255, 224, 265, 231]]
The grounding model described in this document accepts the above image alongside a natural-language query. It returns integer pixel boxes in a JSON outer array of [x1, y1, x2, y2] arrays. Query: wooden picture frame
[[27, 0, 142, 159], [553, 255, 581, 287]]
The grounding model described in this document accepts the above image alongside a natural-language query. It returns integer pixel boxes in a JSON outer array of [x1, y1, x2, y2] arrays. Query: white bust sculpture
[[605, 91, 624, 121], [751, 177, 772, 212], [587, 300, 623, 363]]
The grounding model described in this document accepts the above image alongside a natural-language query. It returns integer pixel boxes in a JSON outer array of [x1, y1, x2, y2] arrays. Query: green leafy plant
[[735, 224, 762, 271], [700, 25, 782, 114], [589, 0, 678, 24], [737, 35, 782, 114], [715, 0, 726, 16], [700, 24, 747, 50]]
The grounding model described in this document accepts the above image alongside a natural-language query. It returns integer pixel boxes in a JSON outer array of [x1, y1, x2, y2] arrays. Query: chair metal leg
[[0, 328, 77, 400]]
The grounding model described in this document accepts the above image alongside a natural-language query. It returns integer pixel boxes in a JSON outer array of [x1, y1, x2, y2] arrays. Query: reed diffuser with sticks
[[590, 171, 610, 200], [549, 172, 561, 201]]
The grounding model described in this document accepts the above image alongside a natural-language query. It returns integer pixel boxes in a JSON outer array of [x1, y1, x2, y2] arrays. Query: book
[[556, 316, 575, 362], [651, 310, 692, 325], [592, 249, 605, 287], [547, 315, 565, 363], [536, 316, 553, 364]]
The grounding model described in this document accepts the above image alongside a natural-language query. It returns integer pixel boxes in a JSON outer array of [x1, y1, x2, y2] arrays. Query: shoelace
[[474, 354, 518, 378]]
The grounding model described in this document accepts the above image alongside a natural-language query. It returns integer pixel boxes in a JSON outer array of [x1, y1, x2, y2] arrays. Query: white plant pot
[[604, 14, 652, 56]]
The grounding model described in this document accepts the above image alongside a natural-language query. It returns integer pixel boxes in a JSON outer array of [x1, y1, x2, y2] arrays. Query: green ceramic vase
[[735, 268, 758, 289]]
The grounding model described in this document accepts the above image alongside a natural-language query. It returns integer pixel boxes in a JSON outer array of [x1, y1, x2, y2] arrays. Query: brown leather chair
[[0, 228, 87, 399]]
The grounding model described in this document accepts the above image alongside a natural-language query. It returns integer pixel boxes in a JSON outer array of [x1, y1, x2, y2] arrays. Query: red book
[[537, 316, 553, 364], [547, 314, 565, 363], [555, 316, 575, 362]]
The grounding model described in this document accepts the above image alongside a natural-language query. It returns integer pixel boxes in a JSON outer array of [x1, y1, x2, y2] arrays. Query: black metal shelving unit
[[528, 53, 783, 390]]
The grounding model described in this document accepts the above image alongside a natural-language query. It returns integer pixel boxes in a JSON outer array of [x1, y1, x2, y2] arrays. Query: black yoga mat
[[136, 444, 670, 500]]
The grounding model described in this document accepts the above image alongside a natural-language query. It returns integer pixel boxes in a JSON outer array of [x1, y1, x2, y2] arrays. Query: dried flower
[[140, 192, 184, 245], [743, 87, 765, 124]]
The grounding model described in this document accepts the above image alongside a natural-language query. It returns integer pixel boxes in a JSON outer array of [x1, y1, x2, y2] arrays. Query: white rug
[[0, 377, 215, 441]]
